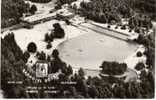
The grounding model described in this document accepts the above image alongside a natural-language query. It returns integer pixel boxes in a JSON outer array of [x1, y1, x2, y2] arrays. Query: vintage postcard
[[1, 0, 155, 99]]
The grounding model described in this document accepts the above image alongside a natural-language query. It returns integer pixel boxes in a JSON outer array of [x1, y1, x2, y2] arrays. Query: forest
[[77, 0, 156, 24], [1, 0, 28, 28], [1, 0, 38, 28]]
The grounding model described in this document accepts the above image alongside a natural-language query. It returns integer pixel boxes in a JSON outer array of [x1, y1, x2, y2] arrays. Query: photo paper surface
[[1, 0, 155, 98]]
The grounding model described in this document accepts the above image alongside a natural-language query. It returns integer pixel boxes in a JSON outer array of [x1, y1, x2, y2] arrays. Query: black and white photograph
[[1, 0, 156, 98]]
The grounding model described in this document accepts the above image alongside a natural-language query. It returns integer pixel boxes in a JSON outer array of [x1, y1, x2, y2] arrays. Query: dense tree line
[[1, 0, 38, 28], [27, 42, 37, 53], [100, 61, 127, 75], [134, 32, 155, 70], [128, 14, 153, 31], [30, 4, 38, 14], [1, 33, 27, 97], [78, 0, 134, 24], [1, 0, 30, 28], [127, 0, 156, 20], [53, 23, 65, 38], [74, 0, 155, 25]]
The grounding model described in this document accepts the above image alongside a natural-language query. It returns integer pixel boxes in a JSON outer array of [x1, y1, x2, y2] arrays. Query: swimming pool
[[57, 29, 138, 70]]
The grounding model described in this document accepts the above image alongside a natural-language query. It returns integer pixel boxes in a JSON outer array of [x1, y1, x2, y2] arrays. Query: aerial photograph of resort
[[1, 0, 155, 98]]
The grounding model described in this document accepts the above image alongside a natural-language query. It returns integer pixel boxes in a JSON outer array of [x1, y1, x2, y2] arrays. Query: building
[[35, 60, 49, 78]]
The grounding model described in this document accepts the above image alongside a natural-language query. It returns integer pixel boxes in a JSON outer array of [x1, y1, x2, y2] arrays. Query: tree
[[52, 49, 59, 59], [135, 63, 145, 71], [100, 61, 127, 75], [23, 51, 30, 63], [30, 4, 37, 14], [72, 3, 77, 12], [65, 19, 71, 25], [37, 51, 46, 60], [46, 42, 52, 49], [88, 85, 99, 98], [53, 23, 65, 38], [25, 3, 31, 13], [78, 68, 85, 78], [27, 42, 37, 53], [1, 0, 29, 28], [44, 33, 50, 42], [44, 33, 54, 43], [113, 84, 126, 98], [47, 55, 51, 61], [136, 51, 142, 57], [121, 25, 126, 30], [69, 87, 80, 98], [67, 65, 73, 76]]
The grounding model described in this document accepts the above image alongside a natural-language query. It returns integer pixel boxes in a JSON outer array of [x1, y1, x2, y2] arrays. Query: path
[[100, 68, 138, 83], [1, 23, 24, 33], [90, 22, 129, 36]]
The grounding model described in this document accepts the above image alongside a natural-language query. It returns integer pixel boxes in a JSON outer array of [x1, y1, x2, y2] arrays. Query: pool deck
[[79, 24, 128, 41]]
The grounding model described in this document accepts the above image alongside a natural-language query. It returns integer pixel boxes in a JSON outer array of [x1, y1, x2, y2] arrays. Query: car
[[23, 23, 33, 29]]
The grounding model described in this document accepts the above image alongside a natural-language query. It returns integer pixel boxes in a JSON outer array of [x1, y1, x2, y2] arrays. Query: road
[[1, 23, 24, 33]]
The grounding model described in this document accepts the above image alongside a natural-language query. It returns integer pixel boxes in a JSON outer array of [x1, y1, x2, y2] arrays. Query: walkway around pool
[[71, 23, 129, 42]]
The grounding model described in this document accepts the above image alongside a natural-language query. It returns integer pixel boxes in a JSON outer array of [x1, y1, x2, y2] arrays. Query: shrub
[[135, 63, 145, 71], [107, 25, 111, 28], [100, 61, 127, 75], [78, 68, 85, 78], [37, 51, 46, 60], [46, 43, 52, 49], [44, 33, 54, 43], [134, 27, 140, 33], [115, 26, 118, 29], [47, 55, 51, 61], [129, 29, 132, 32], [44, 33, 50, 42], [65, 19, 71, 25], [136, 51, 142, 57], [27, 42, 37, 53], [67, 65, 73, 75], [30, 4, 37, 14], [121, 25, 126, 30], [53, 23, 65, 38], [23, 51, 30, 63], [49, 33, 54, 41]]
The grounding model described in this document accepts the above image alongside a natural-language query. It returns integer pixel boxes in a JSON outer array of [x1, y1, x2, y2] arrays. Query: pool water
[[57, 31, 138, 70]]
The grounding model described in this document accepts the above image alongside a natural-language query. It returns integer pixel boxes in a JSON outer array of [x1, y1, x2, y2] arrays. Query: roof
[[23, 12, 56, 23]]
